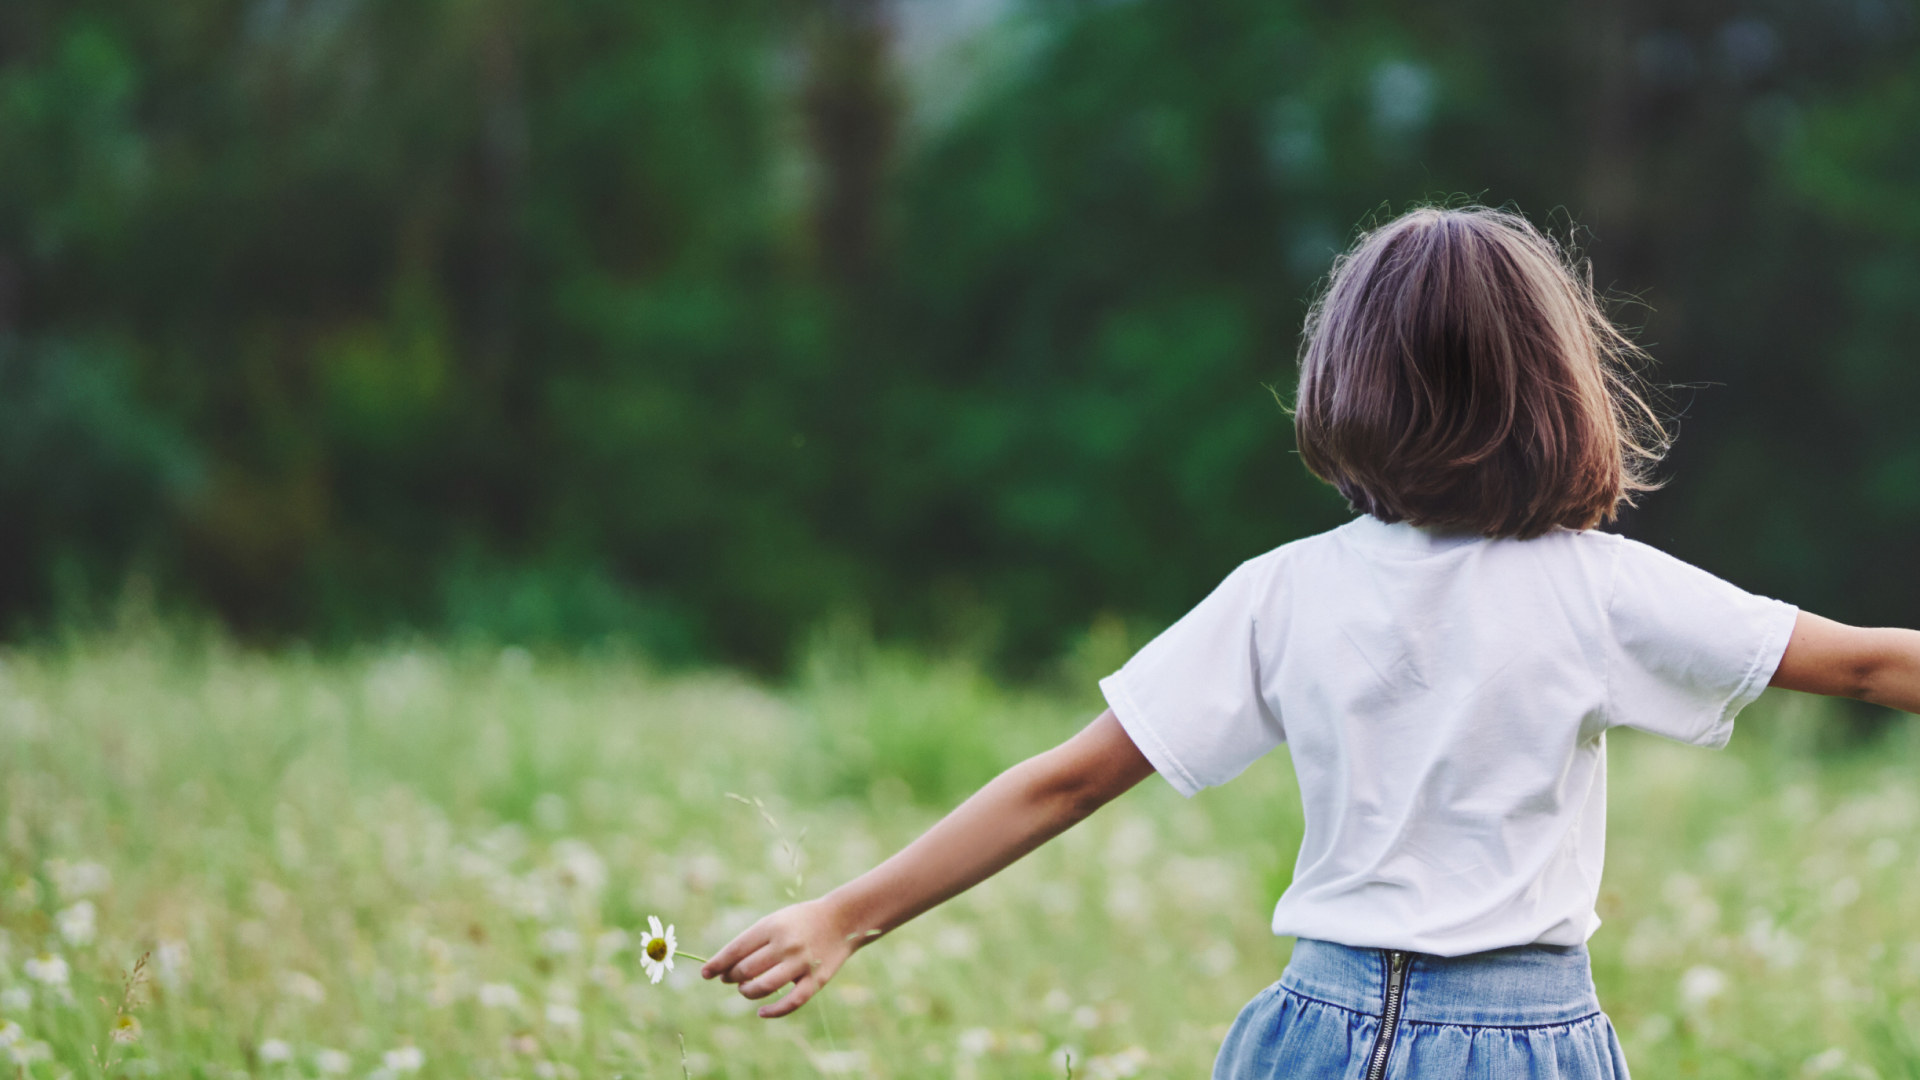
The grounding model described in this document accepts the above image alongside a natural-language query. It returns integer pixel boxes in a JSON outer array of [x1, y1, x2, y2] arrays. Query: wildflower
[[550, 840, 607, 895], [538, 928, 581, 956], [1085, 1046, 1150, 1079], [57, 901, 96, 946], [47, 861, 111, 900], [8, 1039, 50, 1066], [313, 1049, 351, 1075], [544, 1002, 581, 1029], [23, 954, 68, 987], [1679, 965, 1726, 1010], [638, 916, 677, 985], [0, 1021, 19, 1047], [0, 988, 29, 1012], [1804, 1047, 1851, 1076], [279, 970, 327, 1004], [155, 939, 189, 988], [933, 926, 978, 959], [382, 1046, 425, 1073], [957, 1028, 997, 1056], [258, 1039, 293, 1064], [809, 1049, 869, 1075], [111, 1014, 142, 1045], [477, 983, 521, 1009]]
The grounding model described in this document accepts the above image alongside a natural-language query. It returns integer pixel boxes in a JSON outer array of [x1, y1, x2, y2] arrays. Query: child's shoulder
[[1236, 517, 1639, 579]]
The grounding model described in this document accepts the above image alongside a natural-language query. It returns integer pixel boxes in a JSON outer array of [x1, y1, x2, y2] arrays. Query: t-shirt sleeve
[[1099, 559, 1285, 798], [1604, 538, 1799, 748]]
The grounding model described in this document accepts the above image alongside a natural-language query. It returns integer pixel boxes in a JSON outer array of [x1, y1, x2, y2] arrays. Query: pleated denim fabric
[[1213, 938, 1631, 1079]]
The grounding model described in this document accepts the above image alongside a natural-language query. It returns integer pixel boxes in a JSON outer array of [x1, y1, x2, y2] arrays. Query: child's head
[[1295, 206, 1666, 539]]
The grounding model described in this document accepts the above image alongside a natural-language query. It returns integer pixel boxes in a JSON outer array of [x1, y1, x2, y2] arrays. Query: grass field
[[3, 629, 1919, 1079]]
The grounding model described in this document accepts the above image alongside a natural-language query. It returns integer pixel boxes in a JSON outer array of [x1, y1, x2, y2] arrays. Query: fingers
[[756, 973, 822, 1019], [716, 941, 779, 986], [702, 923, 770, 980], [739, 956, 812, 1000]]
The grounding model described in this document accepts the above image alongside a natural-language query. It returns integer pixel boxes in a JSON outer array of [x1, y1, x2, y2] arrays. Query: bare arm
[[1770, 610, 1920, 714], [701, 709, 1154, 1017]]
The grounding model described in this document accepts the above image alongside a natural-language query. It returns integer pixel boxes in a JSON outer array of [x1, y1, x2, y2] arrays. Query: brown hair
[[1294, 206, 1667, 539]]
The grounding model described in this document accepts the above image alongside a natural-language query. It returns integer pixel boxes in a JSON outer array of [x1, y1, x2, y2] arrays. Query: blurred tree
[[0, 0, 1914, 666]]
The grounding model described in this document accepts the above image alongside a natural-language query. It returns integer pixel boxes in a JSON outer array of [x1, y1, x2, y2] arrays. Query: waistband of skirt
[[1279, 938, 1602, 1028]]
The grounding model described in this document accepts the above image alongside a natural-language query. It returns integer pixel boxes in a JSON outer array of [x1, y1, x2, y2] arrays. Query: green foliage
[[1, 1, 1918, 663]]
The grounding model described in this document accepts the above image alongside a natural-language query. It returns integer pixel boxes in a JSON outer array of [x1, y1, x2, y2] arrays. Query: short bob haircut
[[1295, 206, 1667, 539]]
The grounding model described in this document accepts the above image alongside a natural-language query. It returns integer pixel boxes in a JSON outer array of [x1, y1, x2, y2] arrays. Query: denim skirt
[[1214, 939, 1630, 1079]]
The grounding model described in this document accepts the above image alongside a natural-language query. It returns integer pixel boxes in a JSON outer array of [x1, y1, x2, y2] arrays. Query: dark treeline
[[2, 0, 1916, 669]]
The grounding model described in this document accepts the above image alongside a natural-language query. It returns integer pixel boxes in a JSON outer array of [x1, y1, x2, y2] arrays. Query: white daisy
[[638, 916, 676, 984], [23, 954, 68, 987], [57, 901, 96, 946], [110, 1014, 142, 1045], [477, 982, 521, 1009]]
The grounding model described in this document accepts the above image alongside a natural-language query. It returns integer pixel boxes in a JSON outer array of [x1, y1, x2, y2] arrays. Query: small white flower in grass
[[58, 901, 96, 946], [956, 1028, 997, 1056], [1678, 965, 1726, 1010], [0, 988, 28, 1012], [0, 1021, 20, 1047], [8, 1040, 50, 1065], [258, 1039, 293, 1065], [809, 1049, 869, 1075], [1085, 1046, 1150, 1080], [477, 983, 521, 1009], [314, 1049, 351, 1075], [545, 1002, 581, 1029], [280, 970, 327, 1004], [638, 916, 677, 984], [1803, 1047, 1850, 1076], [382, 1046, 424, 1073], [24, 954, 68, 986], [155, 939, 189, 988], [112, 1013, 142, 1044], [48, 860, 111, 900]]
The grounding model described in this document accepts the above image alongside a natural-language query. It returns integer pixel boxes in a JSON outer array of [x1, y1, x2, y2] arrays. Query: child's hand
[[700, 898, 862, 1018]]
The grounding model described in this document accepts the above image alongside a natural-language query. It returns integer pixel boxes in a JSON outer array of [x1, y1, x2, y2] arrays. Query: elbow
[[1020, 759, 1107, 829], [1851, 656, 1899, 707], [1847, 664, 1883, 705]]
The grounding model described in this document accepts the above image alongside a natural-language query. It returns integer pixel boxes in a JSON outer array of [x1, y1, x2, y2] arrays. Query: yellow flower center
[[646, 937, 668, 962]]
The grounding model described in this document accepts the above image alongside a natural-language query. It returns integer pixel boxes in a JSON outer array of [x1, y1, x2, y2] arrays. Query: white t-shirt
[[1100, 515, 1798, 957]]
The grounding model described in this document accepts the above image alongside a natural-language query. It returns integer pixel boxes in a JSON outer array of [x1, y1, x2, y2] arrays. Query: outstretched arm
[[701, 709, 1154, 1017], [1771, 610, 1920, 714]]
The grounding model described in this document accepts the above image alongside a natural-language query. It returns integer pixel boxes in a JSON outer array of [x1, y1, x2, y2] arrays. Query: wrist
[[818, 884, 887, 948]]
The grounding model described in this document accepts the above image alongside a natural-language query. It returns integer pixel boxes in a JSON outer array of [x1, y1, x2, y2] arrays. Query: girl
[[700, 206, 1920, 1076]]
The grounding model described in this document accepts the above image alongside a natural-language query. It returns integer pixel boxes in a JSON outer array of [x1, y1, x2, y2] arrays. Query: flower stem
[[675, 950, 710, 964]]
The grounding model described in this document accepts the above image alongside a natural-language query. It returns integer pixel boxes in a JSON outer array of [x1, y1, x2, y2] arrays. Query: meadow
[[3, 626, 1919, 1079]]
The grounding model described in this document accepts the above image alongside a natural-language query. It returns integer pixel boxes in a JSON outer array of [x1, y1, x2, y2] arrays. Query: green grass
[[2, 630, 1918, 1078]]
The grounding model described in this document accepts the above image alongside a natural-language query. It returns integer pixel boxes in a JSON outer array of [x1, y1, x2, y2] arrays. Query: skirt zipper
[[1364, 951, 1409, 1080]]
